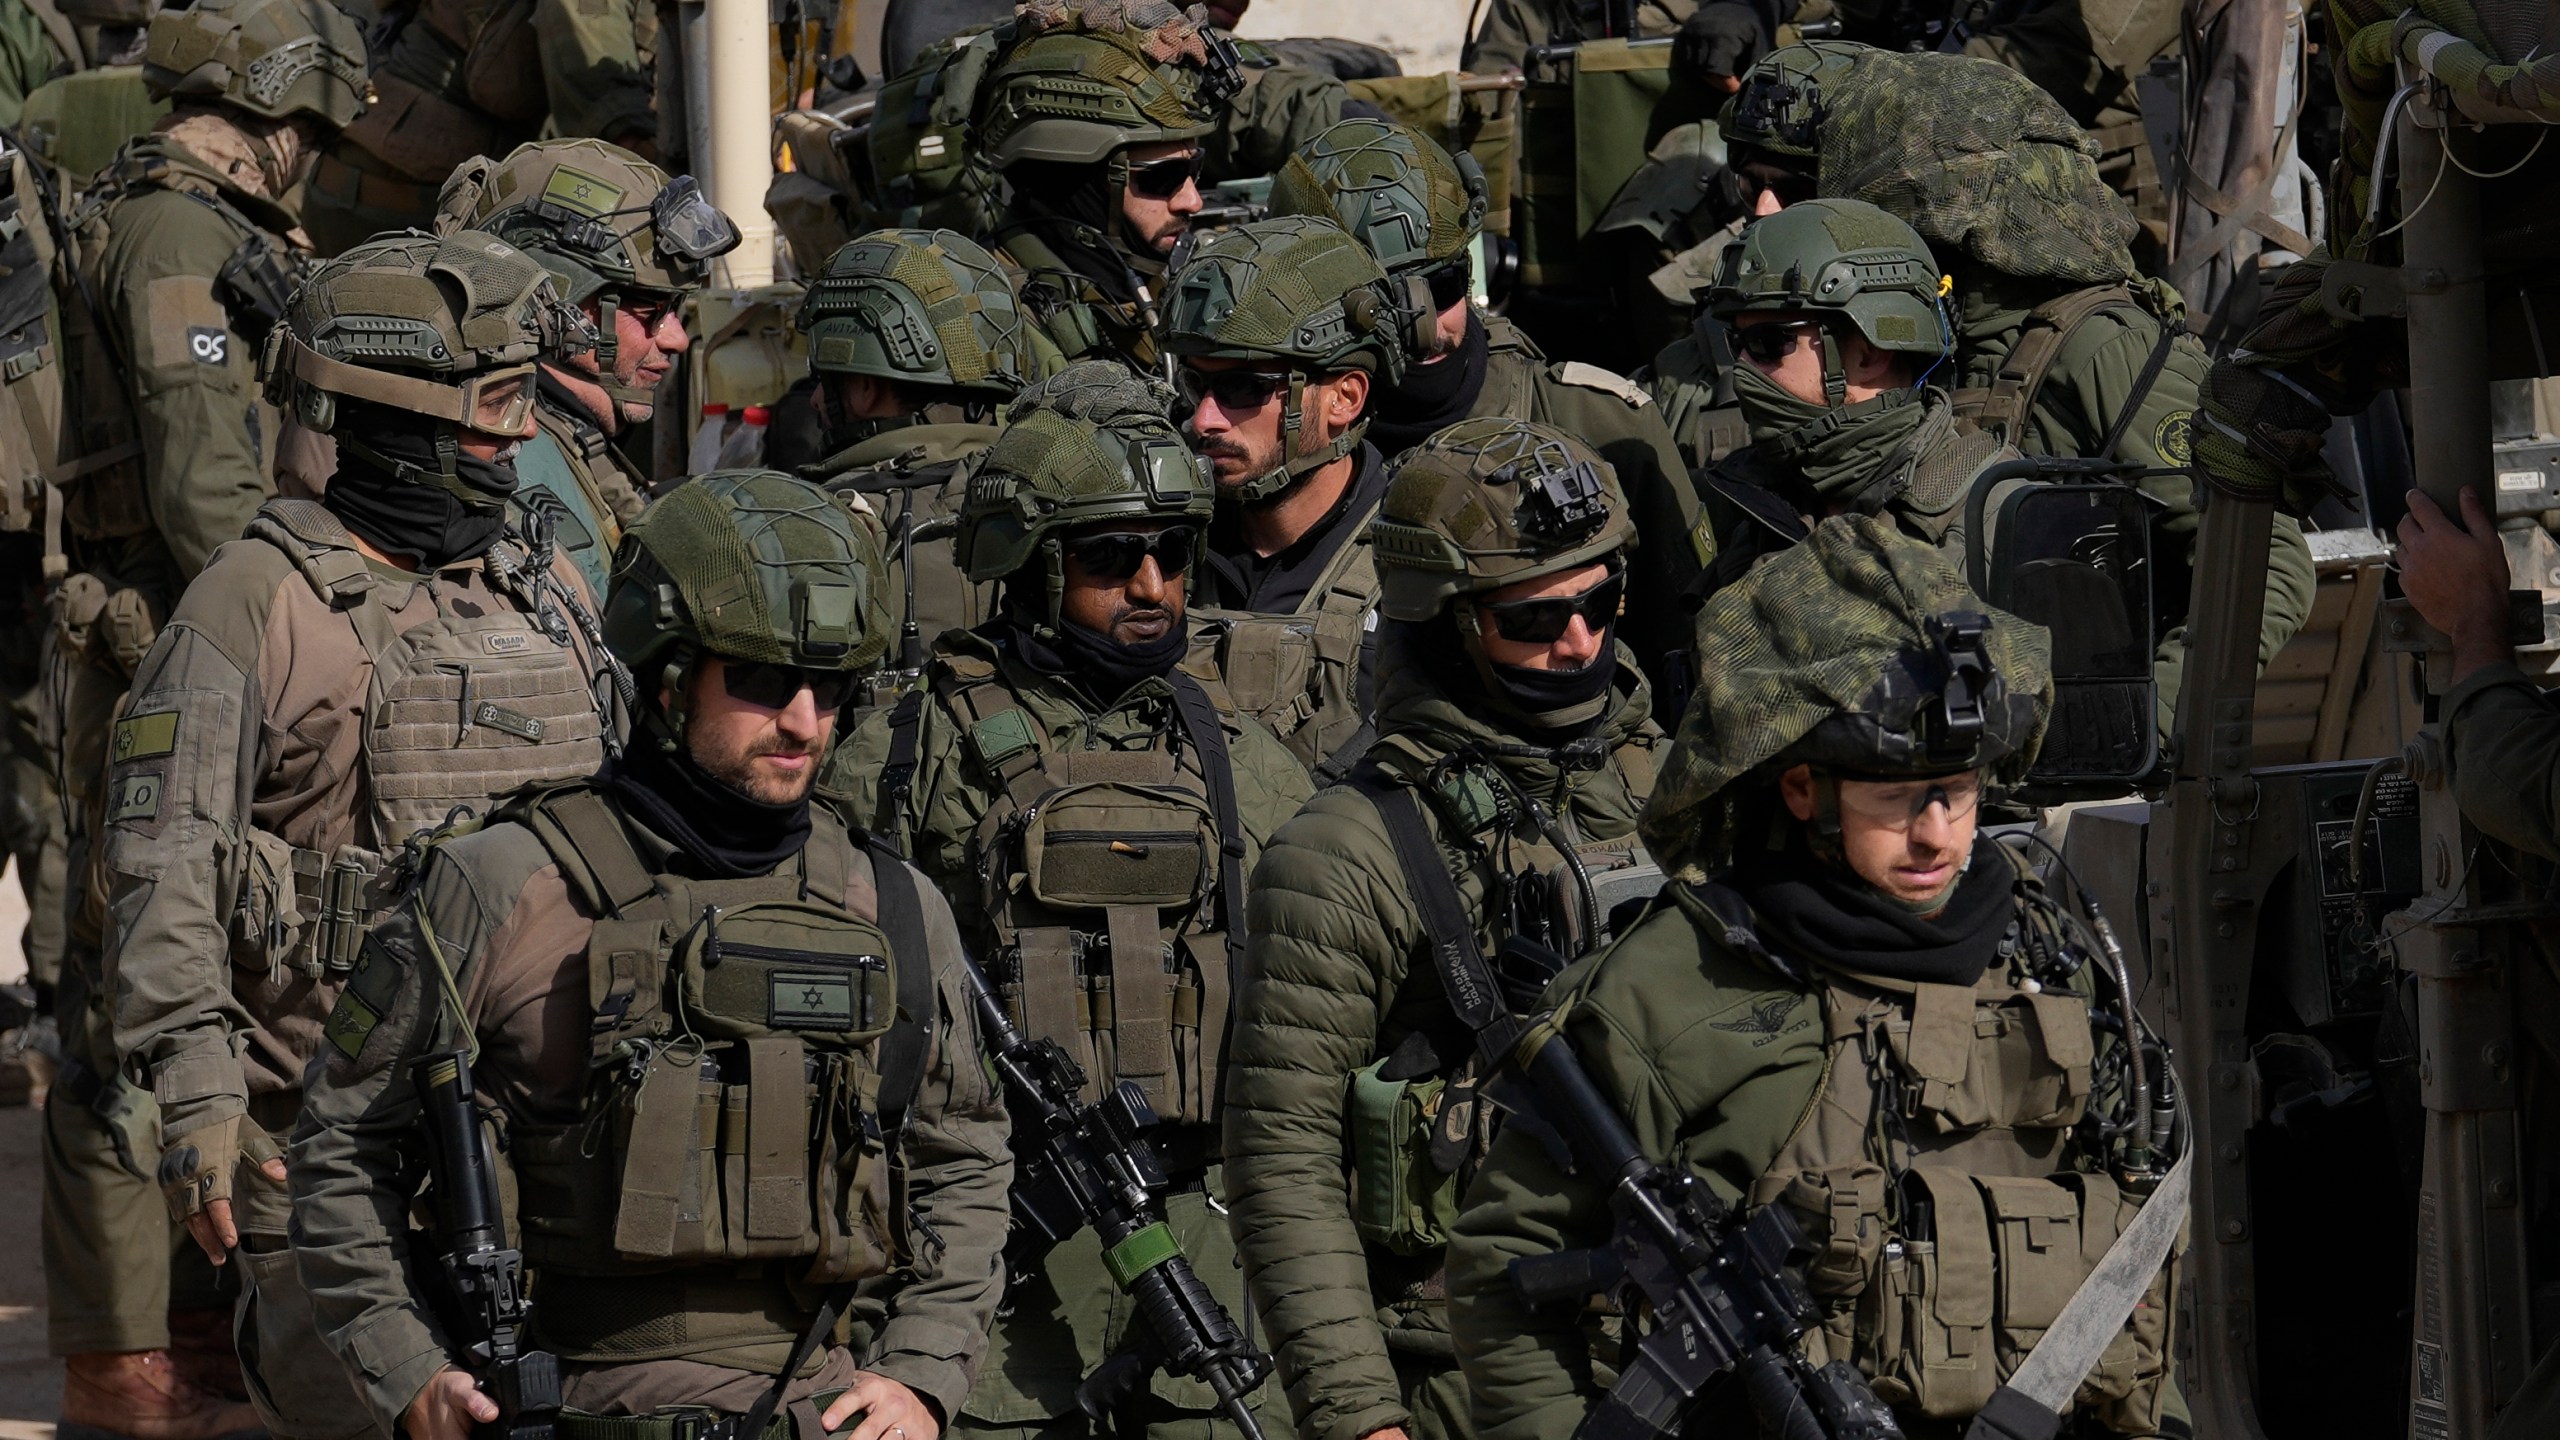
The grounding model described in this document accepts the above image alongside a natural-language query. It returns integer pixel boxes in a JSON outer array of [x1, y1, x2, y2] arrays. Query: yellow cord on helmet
[[1937, 273, 1954, 298]]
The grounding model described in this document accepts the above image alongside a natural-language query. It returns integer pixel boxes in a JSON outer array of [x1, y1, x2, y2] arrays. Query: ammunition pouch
[[230, 831, 385, 981], [1347, 1054, 1471, 1255]]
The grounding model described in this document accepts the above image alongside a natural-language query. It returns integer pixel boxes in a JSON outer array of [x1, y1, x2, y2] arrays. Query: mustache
[[1194, 439, 1251, 461]]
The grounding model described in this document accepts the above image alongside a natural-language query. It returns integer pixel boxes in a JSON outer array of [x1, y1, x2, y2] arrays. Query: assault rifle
[[410, 1052, 562, 1440], [959, 956, 1273, 1440], [1496, 938, 1904, 1440]]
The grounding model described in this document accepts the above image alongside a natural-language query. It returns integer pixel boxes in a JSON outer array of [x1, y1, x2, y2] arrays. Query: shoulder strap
[[1165, 669, 1249, 1006], [1350, 765, 1519, 1067], [524, 785, 663, 918], [876, 687, 929, 860], [865, 834, 935, 1138], [1954, 284, 2143, 442], [246, 497, 376, 605]]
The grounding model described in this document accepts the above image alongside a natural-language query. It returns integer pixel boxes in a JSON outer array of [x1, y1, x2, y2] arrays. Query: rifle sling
[[866, 836, 935, 1140], [732, 1284, 853, 1440], [1165, 670, 1249, 1029], [1354, 767, 1521, 1067]]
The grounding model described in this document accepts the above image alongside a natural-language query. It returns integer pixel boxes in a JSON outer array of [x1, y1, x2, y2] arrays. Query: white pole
[[704, 0, 774, 288]]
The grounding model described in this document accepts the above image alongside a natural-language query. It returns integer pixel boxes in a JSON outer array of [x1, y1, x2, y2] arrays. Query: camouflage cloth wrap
[[601, 468, 894, 679], [2191, 250, 2381, 515], [1158, 213, 1413, 382], [434, 138, 732, 302], [954, 358, 1212, 581], [1266, 118, 1489, 275], [1707, 198, 1949, 358], [1371, 417, 1635, 622], [978, 13, 1220, 167], [1641, 513, 2052, 875], [1017, 0, 1215, 66], [142, 0, 368, 126], [798, 228, 1042, 396], [1725, 42, 2141, 287]]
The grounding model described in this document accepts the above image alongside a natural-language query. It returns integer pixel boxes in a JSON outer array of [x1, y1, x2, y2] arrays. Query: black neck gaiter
[[1491, 641, 1619, 731], [607, 732, 812, 880], [1370, 309, 1489, 456], [321, 400, 516, 566], [1737, 832, 2014, 986], [1006, 611, 1189, 703], [1004, 160, 1142, 304]]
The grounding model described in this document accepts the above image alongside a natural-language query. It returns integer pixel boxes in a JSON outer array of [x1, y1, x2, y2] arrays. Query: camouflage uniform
[[105, 232, 616, 1440], [822, 365, 1309, 1440], [1461, 0, 1694, 73], [1450, 514, 2191, 1440]]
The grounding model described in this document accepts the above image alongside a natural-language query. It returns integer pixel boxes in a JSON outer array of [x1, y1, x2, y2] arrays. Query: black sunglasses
[[719, 660, 859, 712], [1176, 365, 1292, 412], [1423, 258, 1472, 310], [1479, 572, 1624, 644], [1126, 154, 1203, 201], [1064, 526, 1198, 582], [1731, 320, 1824, 364]]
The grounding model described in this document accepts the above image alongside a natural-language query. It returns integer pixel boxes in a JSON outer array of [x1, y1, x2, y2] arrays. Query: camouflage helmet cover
[[1640, 513, 2051, 875], [1725, 42, 2139, 286], [1157, 214, 1419, 382], [1268, 118, 1489, 275], [436, 138, 740, 301], [978, 0, 1230, 167], [797, 228, 1044, 397], [264, 229, 577, 420], [956, 359, 1213, 583], [603, 469, 895, 690], [1707, 198, 1949, 358], [1372, 417, 1635, 622], [143, 0, 367, 127]]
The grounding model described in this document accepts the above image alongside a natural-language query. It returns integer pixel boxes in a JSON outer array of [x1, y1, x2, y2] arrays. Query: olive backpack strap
[[865, 835, 936, 1138], [875, 687, 929, 860], [1164, 670, 1248, 995], [1349, 764, 1519, 1069]]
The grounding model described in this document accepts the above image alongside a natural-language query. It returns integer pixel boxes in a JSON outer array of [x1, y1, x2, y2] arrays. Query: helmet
[[954, 360, 1212, 622], [1158, 215, 1425, 502], [1639, 513, 2051, 875], [435, 139, 740, 304], [143, 0, 367, 127], [1267, 118, 1489, 278], [1708, 199, 1948, 358], [977, 25, 1221, 168], [262, 230, 583, 499], [1372, 418, 1635, 623], [1719, 40, 1863, 168], [602, 469, 893, 739], [797, 228, 1045, 399]]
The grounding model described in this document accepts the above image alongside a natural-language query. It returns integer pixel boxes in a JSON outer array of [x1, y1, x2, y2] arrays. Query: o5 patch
[[2154, 410, 2194, 466], [111, 709, 179, 762], [187, 327, 228, 365], [110, 770, 162, 822]]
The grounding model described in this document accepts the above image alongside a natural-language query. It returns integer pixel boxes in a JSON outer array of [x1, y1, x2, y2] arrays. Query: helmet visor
[[653, 176, 742, 263]]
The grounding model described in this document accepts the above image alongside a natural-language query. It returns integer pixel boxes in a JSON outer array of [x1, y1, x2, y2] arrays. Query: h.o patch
[[2154, 409, 2194, 466], [110, 770, 163, 822]]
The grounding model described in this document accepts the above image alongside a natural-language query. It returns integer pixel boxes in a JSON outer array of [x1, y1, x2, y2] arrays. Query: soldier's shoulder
[[153, 533, 302, 662], [1572, 884, 1815, 1043], [415, 813, 564, 918]]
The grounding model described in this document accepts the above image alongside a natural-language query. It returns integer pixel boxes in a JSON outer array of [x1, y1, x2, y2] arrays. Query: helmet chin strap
[[1229, 371, 1368, 505]]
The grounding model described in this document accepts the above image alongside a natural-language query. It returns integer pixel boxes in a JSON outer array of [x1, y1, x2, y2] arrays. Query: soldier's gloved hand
[[157, 1115, 288, 1263], [1674, 2, 1771, 90]]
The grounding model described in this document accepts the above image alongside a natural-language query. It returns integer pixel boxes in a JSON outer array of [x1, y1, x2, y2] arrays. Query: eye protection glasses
[[1478, 571, 1624, 644], [1062, 526, 1198, 582], [1423, 258, 1472, 311], [718, 660, 859, 713], [1730, 320, 1824, 365], [1126, 153, 1204, 201], [1833, 772, 1985, 831], [459, 365, 538, 435], [1176, 365, 1293, 412]]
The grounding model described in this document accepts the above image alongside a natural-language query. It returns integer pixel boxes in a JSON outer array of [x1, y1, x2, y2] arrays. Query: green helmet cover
[[1372, 417, 1635, 622], [955, 360, 1212, 619], [978, 26, 1218, 167], [1640, 513, 2052, 876], [143, 0, 367, 127], [1707, 198, 1949, 358], [1267, 118, 1488, 277], [1718, 39, 1862, 167], [437, 138, 739, 303], [797, 228, 1043, 399]]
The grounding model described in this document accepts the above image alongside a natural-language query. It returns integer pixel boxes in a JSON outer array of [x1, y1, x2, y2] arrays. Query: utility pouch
[[1018, 780, 1213, 912], [673, 899, 894, 1043], [1881, 984, 2093, 1134], [230, 829, 308, 975], [1885, 1168, 1997, 1419], [1347, 1057, 1462, 1255]]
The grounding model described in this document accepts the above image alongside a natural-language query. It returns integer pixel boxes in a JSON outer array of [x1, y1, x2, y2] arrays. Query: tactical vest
[[1344, 737, 1662, 1256], [233, 498, 609, 977], [1187, 501, 1378, 775], [877, 654, 1248, 1140], [496, 784, 935, 1364], [1948, 282, 2182, 458], [995, 227, 1161, 372], [513, 410, 621, 599], [334, 0, 544, 185], [1725, 849, 2179, 1433]]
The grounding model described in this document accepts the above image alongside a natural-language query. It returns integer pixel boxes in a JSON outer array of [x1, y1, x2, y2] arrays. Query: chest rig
[[499, 784, 935, 1363], [235, 498, 610, 980], [1948, 281, 2182, 459], [881, 652, 1247, 1141], [1187, 509, 1378, 773], [1720, 850, 2180, 1434]]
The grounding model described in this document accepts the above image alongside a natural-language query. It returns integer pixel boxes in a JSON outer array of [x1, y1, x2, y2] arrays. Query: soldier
[[1448, 514, 2189, 1440], [434, 138, 740, 594], [1461, 0, 1693, 74], [291, 468, 1008, 1440], [1225, 419, 1666, 1440], [1155, 215, 1410, 775], [823, 361, 1308, 1439], [1264, 118, 1705, 718], [2400, 485, 2560, 859], [973, 1, 1231, 373], [794, 227, 1054, 657], [302, 0, 657, 254], [40, 0, 364, 1429], [103, 230, 618, 1440]]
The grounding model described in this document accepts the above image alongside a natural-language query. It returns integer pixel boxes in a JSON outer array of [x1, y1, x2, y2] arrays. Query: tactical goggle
[[283, 335, 538, 435], [718, 659, 859, 712], [1176, 364, 1294, 412], [1478, 569, 1623, 644], [530, 173, 742, 269], [1126, 153, 1204, 201], [1062, 526, 1199, 581]]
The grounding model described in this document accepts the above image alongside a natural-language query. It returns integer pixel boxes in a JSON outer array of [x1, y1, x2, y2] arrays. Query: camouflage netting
[[958, 359, 1210, 580], [798, 228, 1045, 395], [1268, 119, 1488, 273], [608, 469, 893, 673], [1730, 42, 2140, 287], [1370, 418, 1635, 621], [1640, 513, 2052, 877], [1017, 0, 1214, 66]]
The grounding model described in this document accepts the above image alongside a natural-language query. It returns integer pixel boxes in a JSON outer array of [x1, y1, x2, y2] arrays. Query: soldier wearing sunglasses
[[825, 361, 1310, 1440], [102, 232, 621, 1440], [1265, 119, 1708, 726], [435, 139, 741, 595], [1226, 419, 1667, 1440]]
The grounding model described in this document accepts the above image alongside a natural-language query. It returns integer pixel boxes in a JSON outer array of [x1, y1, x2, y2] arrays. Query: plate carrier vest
[[1187, 500, 1379, 776]]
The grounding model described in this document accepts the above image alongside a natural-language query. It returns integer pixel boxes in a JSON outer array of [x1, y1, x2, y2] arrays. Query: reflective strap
[[1106, 903, 1170, 1114], [744, 1037, 807, 1242], [1102, 1219, 1183, 1289], [612, 1050, 699, 1259]]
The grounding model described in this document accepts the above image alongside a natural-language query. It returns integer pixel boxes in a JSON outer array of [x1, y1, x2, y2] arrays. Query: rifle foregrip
[[1510, 1247, 1622, 1308]]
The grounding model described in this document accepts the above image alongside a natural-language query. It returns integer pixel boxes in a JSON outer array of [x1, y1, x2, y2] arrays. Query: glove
[[155, 1115, 281, 1222], [1675, 2, 1771, 84]]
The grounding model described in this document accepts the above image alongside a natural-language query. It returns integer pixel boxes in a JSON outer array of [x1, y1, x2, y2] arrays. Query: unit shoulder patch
[[111, 709, 180, 763]]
